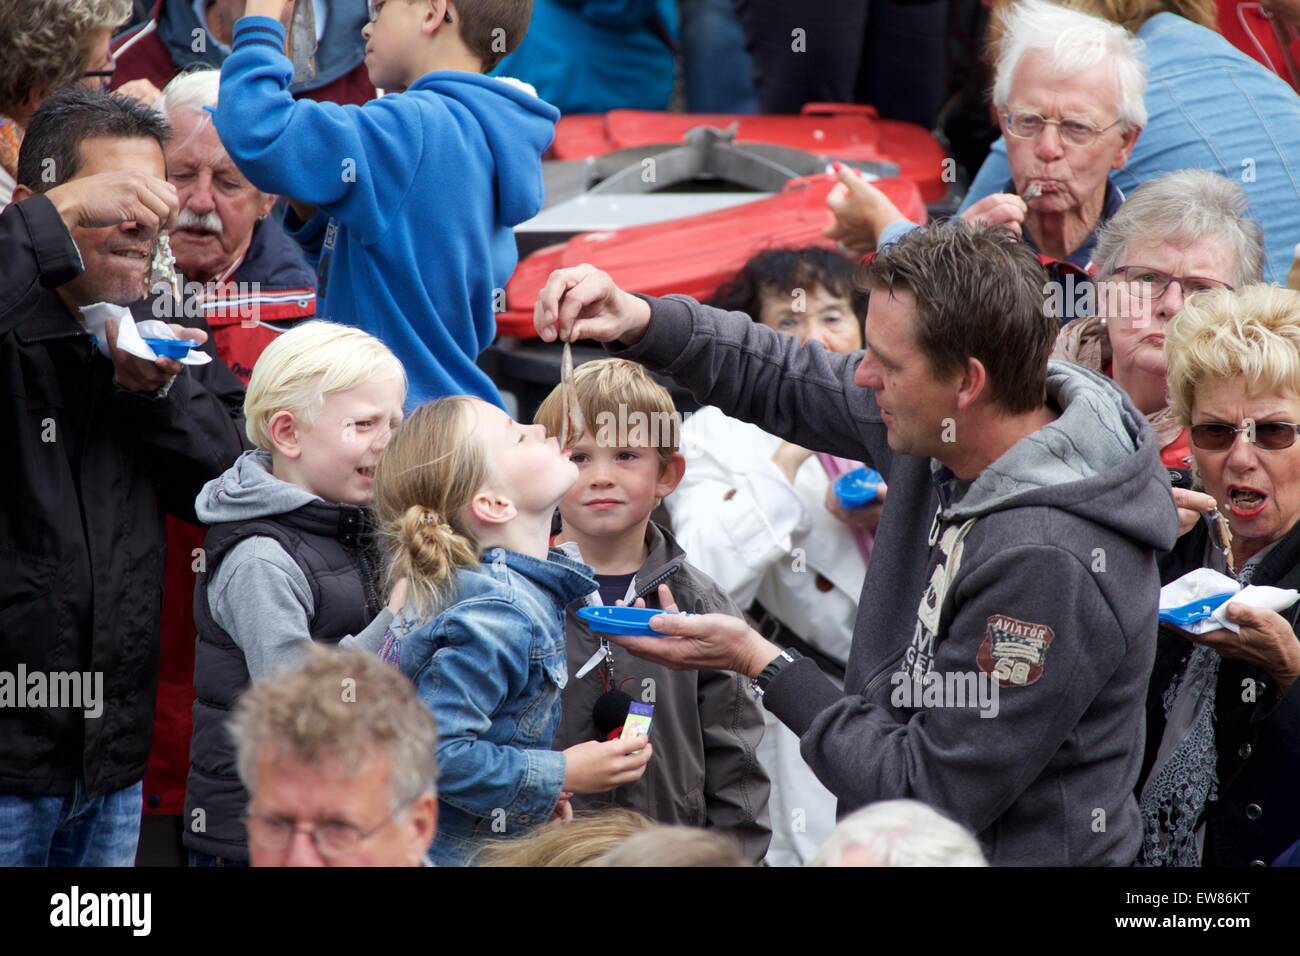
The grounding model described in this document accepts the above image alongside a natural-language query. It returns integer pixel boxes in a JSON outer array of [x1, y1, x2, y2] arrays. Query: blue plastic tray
[[576, 605, 684, 637], [834, 467, 883, 508], [1158, 591, 1235, 628], [143, 337, 196, 360]]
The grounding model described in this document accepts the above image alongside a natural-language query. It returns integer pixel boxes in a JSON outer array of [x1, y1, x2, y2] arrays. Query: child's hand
[[561, 737, 653, 794], [244, 0, 295, 29], [544, 792, 575, 828]]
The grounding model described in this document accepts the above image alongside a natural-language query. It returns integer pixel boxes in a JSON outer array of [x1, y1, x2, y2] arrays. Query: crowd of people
[[2, 0, 1300, 870]]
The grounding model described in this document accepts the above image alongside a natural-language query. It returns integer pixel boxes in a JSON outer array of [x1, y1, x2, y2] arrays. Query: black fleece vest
[[183, 501, 383, 859]]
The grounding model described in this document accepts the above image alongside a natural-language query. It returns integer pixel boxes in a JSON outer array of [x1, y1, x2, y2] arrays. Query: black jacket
[[185, 503, 383, 859], [1146, 520, 1300, 866], [0, 195, 247, 798]]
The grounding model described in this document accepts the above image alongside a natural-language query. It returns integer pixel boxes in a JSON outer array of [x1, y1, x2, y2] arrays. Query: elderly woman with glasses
[[826, 0, 1143, 320], [1138, 284, 1300, 868], [1052, 169, 1264, 477], [0, 0, 134, 210]]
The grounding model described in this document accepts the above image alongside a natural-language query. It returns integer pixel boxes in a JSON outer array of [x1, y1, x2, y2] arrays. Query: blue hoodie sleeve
[[413, 602, 566, 826], [215, 16, 421, 245]]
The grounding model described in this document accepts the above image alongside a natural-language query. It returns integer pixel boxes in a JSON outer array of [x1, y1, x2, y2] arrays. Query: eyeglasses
[[1113, 266, 1233, 299], [1190, 421, 1300, 451], [368, 0, 453, 23], [82, 68, 115, 90], [243, 798, 413, 858], [1003, 110, 1122, 147]]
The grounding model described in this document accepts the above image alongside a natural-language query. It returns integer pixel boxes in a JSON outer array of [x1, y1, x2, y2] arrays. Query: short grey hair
[[155, 67, 221, 120], [1093, 170, 1264, 286], [230, 646, 439, 810], [811, 800, 989, 867], [993, 0, 1148, 130]]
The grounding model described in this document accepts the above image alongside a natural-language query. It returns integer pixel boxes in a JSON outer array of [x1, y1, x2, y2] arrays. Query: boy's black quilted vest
[[183, 501, 383, 859]]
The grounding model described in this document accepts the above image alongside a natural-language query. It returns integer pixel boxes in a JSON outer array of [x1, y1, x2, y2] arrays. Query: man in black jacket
[[0, 87, 247, 865]]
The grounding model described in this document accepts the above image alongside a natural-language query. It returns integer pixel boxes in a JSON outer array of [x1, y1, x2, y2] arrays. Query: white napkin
[[79, 302, 211, 366], [1212, 586, 1300, 633], [1159, 567, 1299, 634]]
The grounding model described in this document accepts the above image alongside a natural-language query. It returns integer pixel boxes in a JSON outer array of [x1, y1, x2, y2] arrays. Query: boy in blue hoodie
[[215, 1, 558, 406]]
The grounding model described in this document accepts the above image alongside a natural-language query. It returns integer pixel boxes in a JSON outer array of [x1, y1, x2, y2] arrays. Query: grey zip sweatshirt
[[195, 450, 392, 679], [608, 294, 1179, 866]]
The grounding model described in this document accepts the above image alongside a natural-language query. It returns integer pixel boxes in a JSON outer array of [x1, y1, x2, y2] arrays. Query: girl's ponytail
[[373, 397, 489, 618], [393, 505, 480, 616]]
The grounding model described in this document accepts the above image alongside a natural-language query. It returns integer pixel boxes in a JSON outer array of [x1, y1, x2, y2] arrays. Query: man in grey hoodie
[[532, 221, 1179, 865]]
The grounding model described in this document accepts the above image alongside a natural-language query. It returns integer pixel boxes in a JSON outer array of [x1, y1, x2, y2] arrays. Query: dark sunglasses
[[1190, 421, 1300, 451]]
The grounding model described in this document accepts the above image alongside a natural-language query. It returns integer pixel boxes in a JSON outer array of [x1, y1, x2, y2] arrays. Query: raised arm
[[534, 264, 892, 472]]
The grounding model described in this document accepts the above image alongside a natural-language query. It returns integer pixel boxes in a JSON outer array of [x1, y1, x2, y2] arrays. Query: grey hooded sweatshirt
[[195, 450, 392, 678], [608, 294, 1179, 866]]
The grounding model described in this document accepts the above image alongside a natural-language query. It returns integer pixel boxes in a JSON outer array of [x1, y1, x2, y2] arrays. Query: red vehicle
[[549, 104, 951, 203], [484, 107, 944, 417], [495, 172, 923, 338]]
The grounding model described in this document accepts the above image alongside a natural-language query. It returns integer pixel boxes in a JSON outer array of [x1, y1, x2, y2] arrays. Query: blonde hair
[[229, 645, 439, 807], [533, 358, 681, 464], [477, 809, 654, 867], [243, 321, 406, 451], [1165, 285, 1300, 425], [372, 397, 488, 619], [987, 0, 1217, 47], [593, 824, 750, 867], [0, 0, 132, 114]]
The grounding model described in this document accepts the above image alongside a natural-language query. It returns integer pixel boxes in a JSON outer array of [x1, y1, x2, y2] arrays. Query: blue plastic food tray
[[576, 605, 683, 637], [1158, 591, 1236, 628], [143, 337, 196, 360], [834, 466, 883, 508]]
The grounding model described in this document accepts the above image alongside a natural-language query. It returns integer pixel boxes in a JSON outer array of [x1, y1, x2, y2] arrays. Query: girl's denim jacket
[[397, 547, 597, 863]]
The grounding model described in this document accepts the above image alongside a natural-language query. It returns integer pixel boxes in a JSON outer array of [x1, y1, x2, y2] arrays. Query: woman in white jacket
[[665, 247, 884, 866]]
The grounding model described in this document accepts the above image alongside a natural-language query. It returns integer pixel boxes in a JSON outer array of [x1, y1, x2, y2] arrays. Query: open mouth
[[111, 249, 149, 260], [1227, 484, 1267, 517], [356, 466, 376, 480]]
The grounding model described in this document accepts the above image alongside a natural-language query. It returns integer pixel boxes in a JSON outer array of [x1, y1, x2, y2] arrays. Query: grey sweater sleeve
[[209, 537, 393, 679], [607, 294, 894, 475], [763, 544, 1125, 835]]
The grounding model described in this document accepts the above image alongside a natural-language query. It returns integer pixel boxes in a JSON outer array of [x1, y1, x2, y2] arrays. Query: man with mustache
[[0, 86, 246, 865], [152, 68, 316, 376], [140, 68, 317, 863]]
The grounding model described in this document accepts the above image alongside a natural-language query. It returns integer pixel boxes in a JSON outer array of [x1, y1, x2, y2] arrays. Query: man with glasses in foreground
[[230, 646, 439, 867]]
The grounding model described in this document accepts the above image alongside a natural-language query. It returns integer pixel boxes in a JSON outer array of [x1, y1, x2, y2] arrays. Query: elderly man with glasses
[[825, 0, 1144, 322], [230, 646, 439, 867]]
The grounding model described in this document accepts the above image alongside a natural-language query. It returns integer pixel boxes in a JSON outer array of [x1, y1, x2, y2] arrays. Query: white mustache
[[176, 208, 224, 236]]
